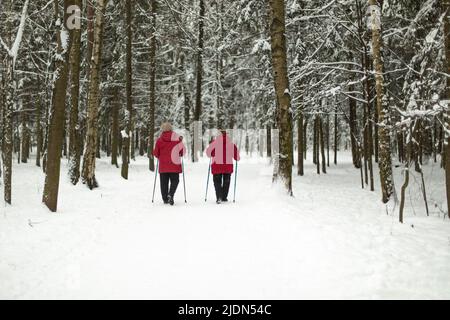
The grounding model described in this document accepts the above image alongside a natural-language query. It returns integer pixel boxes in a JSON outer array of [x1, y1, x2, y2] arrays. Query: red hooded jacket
[[153, 131, 186, 173], [206, 133, 240, 175]]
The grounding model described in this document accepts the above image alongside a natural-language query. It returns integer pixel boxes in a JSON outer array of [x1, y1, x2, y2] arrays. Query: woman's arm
[[152, 140, 160, 158], [206, 140, 215, 158]]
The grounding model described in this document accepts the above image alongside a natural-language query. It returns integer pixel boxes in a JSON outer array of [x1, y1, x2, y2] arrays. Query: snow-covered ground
[[1, 153, 449, 299]]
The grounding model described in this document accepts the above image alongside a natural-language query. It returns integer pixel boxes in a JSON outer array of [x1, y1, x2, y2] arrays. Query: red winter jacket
[[206, 133, 240, 175], [153, 131, 186, 173]]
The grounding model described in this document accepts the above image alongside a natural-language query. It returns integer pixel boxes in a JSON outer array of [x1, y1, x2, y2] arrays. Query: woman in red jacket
[[206, 130, 240, 204], [153, 123, 186, 205]]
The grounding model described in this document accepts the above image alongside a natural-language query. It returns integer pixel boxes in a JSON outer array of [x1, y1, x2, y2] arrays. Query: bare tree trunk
[[358, 0, 374, 189], [326, 112, 330, 167], [269, 0, 293, 194], [179, 2, 190, 135], [86, 0, 95, 82], [2, 0, 14, 204], [369, 0, 393, 203], [215, 1, 224, 129], [121, 0, 133, 179], [349, 85, 360, 168], [334, 103, 338, 165], [374, 100, 379, 162], [397, 131, 404, 163], [20, 110, 29, 163], [364, 51, 375, 191], [148, 0, 156, 172], [315, 117, 320, 174], [193, 0, 205, 162], [320, 116, 326, 174], [297, 107, 304, 176], [68, 0, 82, 185], [16, 129, 21, 165], [43, 0, 74, 212], [35, 76, 43, 167], [81, 0, 107, 189], [399, 149, 409, 223], [433, 118, 438, 163], [0, 57, 3, 182], [303, 117, 308, 160], [359, 144, 364, 189], [313, 116, 318, 165], [400, 125, 414, 223], [139, 128, 145, 156], [111, 88, 119, 168], [443, 0, 450, 218], [96, 133, 101, 159]]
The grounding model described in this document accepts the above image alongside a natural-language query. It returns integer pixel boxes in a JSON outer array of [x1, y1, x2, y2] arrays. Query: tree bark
[[400, 125, 413, 224], [303, 117, 308, 160], [313, 115, 318, 165], [192, 0, 205, 162], [148, 0, 157, 172], [81, 0, 107, 189], [43, 0, 74, 212], [20, 110, 29, 163], [68, 0, 82, 185], [363, 49, 374, 191], [326, 112, 330, 167], [444, 0, 450, 218], [269, 0, 293, 194], [334, 103, 338, 165], [315, 116, 320, 174], [111, 87, 119, 168], [349, 85, 360, 168], [35, 75, 43, 167], [369, 0, 393, 203], [121, 0, 133, 179], [1, 0, 15, 204], [297, 108, 304, 176], [320, 116, 326, 174]]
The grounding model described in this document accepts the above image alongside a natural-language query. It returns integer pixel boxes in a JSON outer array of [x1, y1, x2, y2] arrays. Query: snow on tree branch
[[2, 0, 30, 68]]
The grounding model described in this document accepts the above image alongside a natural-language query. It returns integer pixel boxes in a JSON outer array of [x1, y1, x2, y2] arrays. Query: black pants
[[160, 173, 180, 202], [213, 174, 231, 201]]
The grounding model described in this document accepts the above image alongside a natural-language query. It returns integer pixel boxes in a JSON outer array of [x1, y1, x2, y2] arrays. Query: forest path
[[1, 155, 450, 299]]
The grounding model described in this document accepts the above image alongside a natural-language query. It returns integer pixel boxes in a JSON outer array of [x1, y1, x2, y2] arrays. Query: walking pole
[[152, 160, 159, 203], [182, 157, 187, 203], [233, 160, 238, 203], [205, 158, 212, 202]]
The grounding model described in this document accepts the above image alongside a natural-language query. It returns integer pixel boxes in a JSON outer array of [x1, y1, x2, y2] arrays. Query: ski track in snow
[[0, 154, 449, 299]]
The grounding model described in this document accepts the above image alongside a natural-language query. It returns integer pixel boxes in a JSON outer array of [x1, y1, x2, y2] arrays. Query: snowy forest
[[1, 0, 450, 300]]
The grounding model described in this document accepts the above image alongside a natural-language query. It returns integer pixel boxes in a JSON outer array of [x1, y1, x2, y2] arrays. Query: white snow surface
[[1, 153, 449, 300]]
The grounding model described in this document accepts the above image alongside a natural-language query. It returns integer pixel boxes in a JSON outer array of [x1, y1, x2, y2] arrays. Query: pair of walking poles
[[151, 158, 238, 204], [204, 158, 238, 203], [151, 158, 187, 204]]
